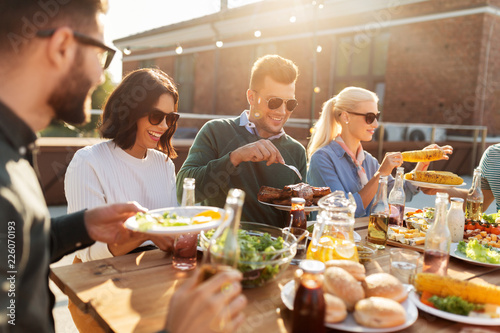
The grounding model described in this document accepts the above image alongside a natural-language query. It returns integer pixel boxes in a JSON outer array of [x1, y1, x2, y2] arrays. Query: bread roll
[[353, 297, 406, 328], [324, 267, 365, 311], [324, 294, 347, 323], [362, 273, 408, 303], [325, 260, 366, 281]]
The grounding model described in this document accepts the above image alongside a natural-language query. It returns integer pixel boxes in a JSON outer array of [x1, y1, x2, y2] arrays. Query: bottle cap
[[291, 197, 306, 204], [183, 178, 195, 186], [450, 197, 464, 203], [298, 259, 325, 274]]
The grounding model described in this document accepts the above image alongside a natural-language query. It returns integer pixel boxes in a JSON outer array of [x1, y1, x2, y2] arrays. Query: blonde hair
[[307, 87, 379, 160]]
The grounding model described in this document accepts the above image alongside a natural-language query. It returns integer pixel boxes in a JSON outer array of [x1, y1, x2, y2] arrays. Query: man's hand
[[165, 268, 247, 333], [229, 139, 285, 167], [84, 202, 146, 245]]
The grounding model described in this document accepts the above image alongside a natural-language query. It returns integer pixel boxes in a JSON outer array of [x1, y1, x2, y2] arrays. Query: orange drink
[[306, 235, 359, 262]]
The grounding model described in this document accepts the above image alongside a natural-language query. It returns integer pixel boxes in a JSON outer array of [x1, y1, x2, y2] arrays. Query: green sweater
[[177, 116, 307, 227]]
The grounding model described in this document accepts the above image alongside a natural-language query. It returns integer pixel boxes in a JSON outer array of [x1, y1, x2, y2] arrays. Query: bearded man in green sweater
[[177, 55, 306, 227]]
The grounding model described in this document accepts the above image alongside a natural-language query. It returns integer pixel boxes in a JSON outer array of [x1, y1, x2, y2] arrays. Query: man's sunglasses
[[36, 29, 116, 70], [346, 111, 380, 124], [254, 91, 298, 112], [148, 110, 180, 126]]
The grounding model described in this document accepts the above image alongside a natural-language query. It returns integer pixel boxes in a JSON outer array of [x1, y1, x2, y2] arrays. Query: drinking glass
[[389, 248, 420, 284]]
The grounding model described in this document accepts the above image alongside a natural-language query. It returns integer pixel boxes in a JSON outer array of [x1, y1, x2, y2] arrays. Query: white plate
[[409, 291, 500, 326], [450, 242, 500, 267], [258, 200, 320, 212], [306, 221, 362, 243], [406, 179, 466, 189], [125, 206, 224, 235], [281, 281, 418, 332]]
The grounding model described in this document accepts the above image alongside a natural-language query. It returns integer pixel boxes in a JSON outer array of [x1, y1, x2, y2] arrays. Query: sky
[[105, 0, 261, 82]]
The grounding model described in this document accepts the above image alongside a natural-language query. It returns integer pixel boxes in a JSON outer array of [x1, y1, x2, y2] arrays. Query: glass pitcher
[[306, 191, 359, 262]]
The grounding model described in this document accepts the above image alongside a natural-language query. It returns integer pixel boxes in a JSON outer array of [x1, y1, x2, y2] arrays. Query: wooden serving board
[[387, 240, 425, 253]]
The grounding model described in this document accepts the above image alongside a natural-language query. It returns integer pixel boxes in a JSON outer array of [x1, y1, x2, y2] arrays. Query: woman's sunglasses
[[148, 110, 180, 126], [346, 111, 380, 125]]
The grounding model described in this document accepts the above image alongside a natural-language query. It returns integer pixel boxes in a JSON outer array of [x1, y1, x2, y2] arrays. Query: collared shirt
[[239, 110, 285, 140], [307, 140, 419, 217], [480, 143, 500, 211], [0, 100, 92, 332]]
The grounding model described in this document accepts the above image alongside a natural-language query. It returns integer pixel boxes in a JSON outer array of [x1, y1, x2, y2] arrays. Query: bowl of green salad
[[200, 222, 297, 288]]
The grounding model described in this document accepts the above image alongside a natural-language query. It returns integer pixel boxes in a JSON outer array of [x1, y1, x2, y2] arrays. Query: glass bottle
[[199, 188, 245, 281], [290, 197, 307, 229], [423, 192, 451, 276], [290, 197, 308, 255], [367, 176, 390, 249], [388, 167, 406, 227], [447, 197, 465, 243], [292, 260, 326, 333], [465, 167, 484, 222], [173, 178, 198, 271], [181, 177, 195, 206]]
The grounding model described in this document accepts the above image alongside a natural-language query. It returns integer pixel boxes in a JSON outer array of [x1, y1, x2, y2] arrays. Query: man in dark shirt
[[0, 1, 245, 332]]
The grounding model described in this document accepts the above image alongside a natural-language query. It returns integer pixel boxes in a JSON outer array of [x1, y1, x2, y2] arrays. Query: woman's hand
[[149, 235, 175, 252], [378, 152, 403, 176]]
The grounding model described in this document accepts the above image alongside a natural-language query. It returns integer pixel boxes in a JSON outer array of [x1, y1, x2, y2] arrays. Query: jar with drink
[[423, 192, 451, 276], [306, 191, 358, 262], [292, 260, 326, 333], [388, 167, 406, 227], [367, 176, 390, 249], [465, 167, 483, 222]]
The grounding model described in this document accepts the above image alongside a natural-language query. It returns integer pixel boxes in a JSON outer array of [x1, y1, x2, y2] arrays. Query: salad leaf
[[205, 229, 287, 287], [134, 211, 190, 231], [482, 210, 500, 224], [457, 239, 500, 264], [428, 295, 482, 316]]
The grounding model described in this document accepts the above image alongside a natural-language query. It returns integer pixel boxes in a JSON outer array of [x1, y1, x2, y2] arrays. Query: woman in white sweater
[[65, 68, 180, 262]]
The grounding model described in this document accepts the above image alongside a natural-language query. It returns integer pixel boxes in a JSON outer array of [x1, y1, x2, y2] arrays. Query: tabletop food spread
[[50, 173, 500, 333]]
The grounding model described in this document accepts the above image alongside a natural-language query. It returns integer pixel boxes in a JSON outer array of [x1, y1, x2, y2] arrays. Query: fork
[[282, 163, 302, 180]]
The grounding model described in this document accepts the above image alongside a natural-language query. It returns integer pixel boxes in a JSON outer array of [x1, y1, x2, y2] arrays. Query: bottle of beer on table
[[292, 260, 326, 333], [368, 176, 390, 249], [465, 167, 483, 222], [388, 167, 406, 227], [423, 192, 451, 276], [199, 188, 245, 282]]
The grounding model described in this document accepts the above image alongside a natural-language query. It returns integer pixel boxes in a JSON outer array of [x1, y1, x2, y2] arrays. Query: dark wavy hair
[[100, 68, 179, 158]]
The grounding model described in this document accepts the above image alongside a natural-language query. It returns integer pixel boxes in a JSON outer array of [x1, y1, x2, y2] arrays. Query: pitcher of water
[[306, 191, 359, 262]]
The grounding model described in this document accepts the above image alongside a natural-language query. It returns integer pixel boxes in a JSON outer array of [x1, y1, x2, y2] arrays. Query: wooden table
[[50, 217, 500, 333]]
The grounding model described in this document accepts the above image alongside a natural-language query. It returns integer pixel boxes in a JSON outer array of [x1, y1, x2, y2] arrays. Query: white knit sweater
[[64, 140, 177, 261]]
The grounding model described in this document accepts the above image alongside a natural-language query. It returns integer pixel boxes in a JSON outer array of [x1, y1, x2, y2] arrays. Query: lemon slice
[[333, 241, 356, 260]]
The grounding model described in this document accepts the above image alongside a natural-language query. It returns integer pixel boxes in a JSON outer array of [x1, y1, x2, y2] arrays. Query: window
[[331, 32, 390, 107], [175, 54, 195, 113]]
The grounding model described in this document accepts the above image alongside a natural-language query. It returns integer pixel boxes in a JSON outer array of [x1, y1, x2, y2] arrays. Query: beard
[[48, 49, 94, 125]]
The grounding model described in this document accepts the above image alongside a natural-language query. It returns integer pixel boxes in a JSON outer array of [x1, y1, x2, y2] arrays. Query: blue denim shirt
[[307, 141, 419, 217]]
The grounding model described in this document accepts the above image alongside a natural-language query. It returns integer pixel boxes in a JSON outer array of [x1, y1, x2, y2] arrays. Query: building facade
[[114, 0, 500, 141]]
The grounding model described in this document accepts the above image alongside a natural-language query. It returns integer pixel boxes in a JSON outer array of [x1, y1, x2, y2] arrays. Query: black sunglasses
[[36, 29, 116, 69], [254, 91, 298, 112], [148, 110, 180, 126], [346, 111, 380, 124]]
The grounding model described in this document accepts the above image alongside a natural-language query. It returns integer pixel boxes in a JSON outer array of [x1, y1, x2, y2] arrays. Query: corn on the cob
[[414, 273, 500, 305], [404, 171, 463, 185], [402, 149, 445, 162]]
